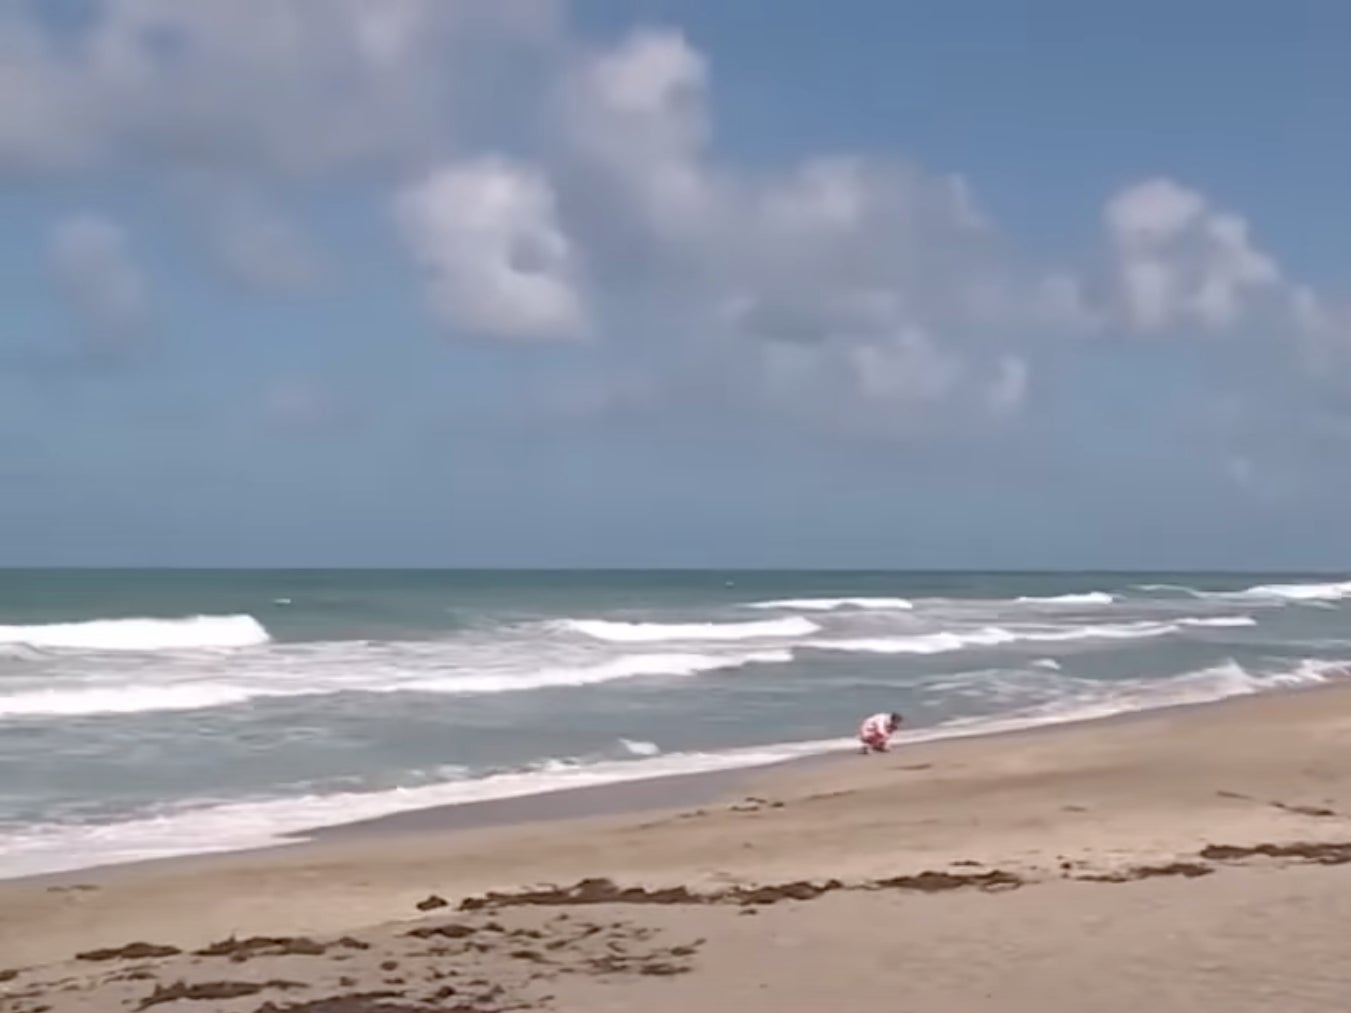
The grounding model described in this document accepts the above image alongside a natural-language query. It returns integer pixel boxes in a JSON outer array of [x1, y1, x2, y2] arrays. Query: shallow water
[[2, 569, 1348, 878]]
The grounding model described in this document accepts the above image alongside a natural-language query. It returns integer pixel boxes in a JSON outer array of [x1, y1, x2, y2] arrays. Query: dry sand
[[6, 684, 1351, 1012]]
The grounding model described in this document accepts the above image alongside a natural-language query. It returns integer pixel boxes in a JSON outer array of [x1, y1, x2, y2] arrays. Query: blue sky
[[3, 0, 1351, 568]]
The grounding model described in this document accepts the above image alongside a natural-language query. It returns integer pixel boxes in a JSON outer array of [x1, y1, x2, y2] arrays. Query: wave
[[0, 683, 270, 718], [1134, 579, 1351, 605], [1133, 583, 1205, 596], [0, 615, 270, 652], [745, 597, 913, 612], [1233, 579, 1351, 603], [920, 657, 1342, 739], [4, 654, 1341, 881], [0, 738, 841, 880], [402, 649, 792, 695], [1014, 592, 1115, 605], [555, 616, 819, 643], [808, 616, 1255, 656], [619, 739, 661, 756], [0, 649, 794, 719]]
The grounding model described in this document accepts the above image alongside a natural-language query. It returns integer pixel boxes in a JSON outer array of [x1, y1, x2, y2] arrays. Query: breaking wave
[[0, 649, 793, 719], [808, 616, 1255, 655], [555, 616, 819, 643], [3, 654, 1340, 881], [1233, 579, 1351, 603], [0, 615, 270, 652], [1014, 592, 1115, 605], [745, 597, 913, 611]]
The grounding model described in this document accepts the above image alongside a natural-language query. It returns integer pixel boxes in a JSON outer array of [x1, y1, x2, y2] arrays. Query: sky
[[4, 0, 1351, 569]]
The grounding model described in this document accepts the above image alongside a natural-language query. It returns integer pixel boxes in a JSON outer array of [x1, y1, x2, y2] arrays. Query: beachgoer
[[858, 711, 902, 754]]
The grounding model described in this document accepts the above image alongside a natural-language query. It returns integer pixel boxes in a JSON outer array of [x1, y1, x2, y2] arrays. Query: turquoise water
[[2, 569, 1348, 878]]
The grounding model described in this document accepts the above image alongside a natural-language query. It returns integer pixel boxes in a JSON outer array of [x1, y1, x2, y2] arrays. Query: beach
[[5, 683, 1351, 1012]]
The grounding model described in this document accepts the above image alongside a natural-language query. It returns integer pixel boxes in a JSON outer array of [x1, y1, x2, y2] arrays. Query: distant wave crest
[[554, 616, 819, 643], [0, 615, 271, 652], [745, 597, 913, 612], [1014, 592, 1115, 605], [1234, 579, 1351, 603], [808, 616, 1254, 656]]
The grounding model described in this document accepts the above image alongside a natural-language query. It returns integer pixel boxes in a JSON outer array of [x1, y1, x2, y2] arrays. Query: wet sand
[[5, 683, 1351, 1012]]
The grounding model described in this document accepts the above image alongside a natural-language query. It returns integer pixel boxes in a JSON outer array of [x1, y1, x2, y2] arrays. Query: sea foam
[[0, 614, 270, 652], [2, 654, 1340, 881], [555, 616, 819, 643], [1014, 592, 1115, 605], [808, 616, 1254, 655], [0, 648, 794, 719], [1233, 579, 1351, 603]]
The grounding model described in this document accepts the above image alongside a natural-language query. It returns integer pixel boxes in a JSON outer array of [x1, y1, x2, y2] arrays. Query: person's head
[[888, 712, 902, 729]]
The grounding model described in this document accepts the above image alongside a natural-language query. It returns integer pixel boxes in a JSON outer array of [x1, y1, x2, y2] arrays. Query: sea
[[2, 569, 1350, 881]]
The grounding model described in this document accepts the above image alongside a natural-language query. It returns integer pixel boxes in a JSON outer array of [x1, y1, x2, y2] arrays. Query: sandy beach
[[6, 684, 1351, 1012]]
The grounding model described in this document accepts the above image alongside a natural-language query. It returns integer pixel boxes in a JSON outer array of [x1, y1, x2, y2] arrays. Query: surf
[[1014, 592, 1115, 605], [0, 614, 271, 652], [554, 616, 819, 643], [807, 616, 1255, 655], [744, 597, 913, 611]]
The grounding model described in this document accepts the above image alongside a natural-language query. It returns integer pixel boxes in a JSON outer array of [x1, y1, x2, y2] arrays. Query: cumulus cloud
[[553, 28, 1035, 436], [562, 28, 714, 241], [1103, 177, 1282, 334], [9, 3, 1351, 461], [0, 0, 563, 176], [392, 157, 588, 341], [47, 213, 150, 351]]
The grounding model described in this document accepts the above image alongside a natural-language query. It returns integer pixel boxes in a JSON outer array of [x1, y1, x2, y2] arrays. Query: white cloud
[[392, 157, 588, 341], [12, 5, 1351, 460], [1103, 177, 1281, 334], [0, 0, 563, 176], [557, 29, 1031, 432], [47, 213, 149, 349], [562, 28, 714, 239]]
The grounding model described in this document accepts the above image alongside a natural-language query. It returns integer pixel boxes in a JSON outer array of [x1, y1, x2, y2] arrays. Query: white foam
[[915, 658, 1341, 741], [403, 650, 792, 695], [0, 738, 840, 880], [745, 597, 913, 612], [1234, 579, 1351, 603], [556, 616, 819, 643], [0, 683, 271, 718], [1178, 616, 1256, 628], [0, 648, 795, 719], [1014, 592, 1115, 605], [619, 739, 661, 756], [4, 655, 1342, 881], [0, 615, 270, 652], [809, 616, 1255, 656]]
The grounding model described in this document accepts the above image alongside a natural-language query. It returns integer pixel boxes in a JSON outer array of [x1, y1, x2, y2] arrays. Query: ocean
[[2, 569, 1349, 880]]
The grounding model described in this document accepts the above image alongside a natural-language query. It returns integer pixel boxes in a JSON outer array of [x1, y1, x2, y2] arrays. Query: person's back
[[858, 711, 901, 753]]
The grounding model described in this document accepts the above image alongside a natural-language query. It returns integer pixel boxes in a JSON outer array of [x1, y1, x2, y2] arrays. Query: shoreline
[[263, 673, 1350, 842], [5, 678, 1351, 1010], [5, 675, 1343, 889], [4, 674, 1339, 891]]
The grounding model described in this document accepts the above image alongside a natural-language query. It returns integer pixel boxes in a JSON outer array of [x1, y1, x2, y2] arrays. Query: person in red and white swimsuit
[[858, 711, 902, 754]]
